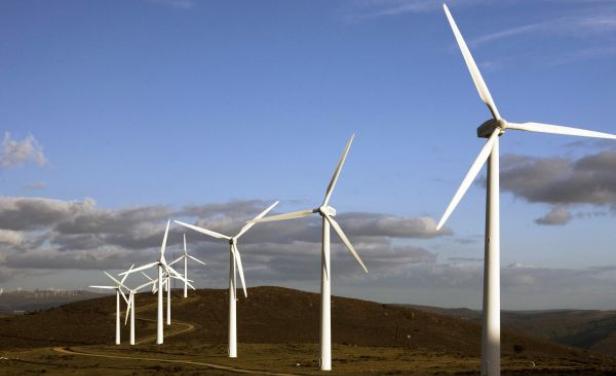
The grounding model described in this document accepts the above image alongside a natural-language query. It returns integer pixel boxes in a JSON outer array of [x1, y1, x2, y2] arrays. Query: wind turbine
[[141, 272, 175, 327], [252, 134, 368, 371], [119, 220, 190, 345], [162, 272, 195, 326], [123, 278, 158, 345], [140, 271, 173, 325], [174, 200, 279, 358], [437, 4, 616, 376], [89, 266, 132, 345], [169, 233, 206, 298]]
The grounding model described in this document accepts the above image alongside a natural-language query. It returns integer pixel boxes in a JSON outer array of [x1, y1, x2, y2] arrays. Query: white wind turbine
[[437, 4, 616, 376], [252, 134, 368, 371], [161, 272, 195, 326], [123, 278, 159, 345], [139, 271, 175, 325], [89, 266, 132, 345], [140, 272, 175, 325], [169, 233, 206, 298], [119, 220, 190, 345], [174, 201, 279, 358]]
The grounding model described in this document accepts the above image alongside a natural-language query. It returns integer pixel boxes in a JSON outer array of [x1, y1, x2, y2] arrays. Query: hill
[[0, 289, 103, 315], [0, 286, 614, 375], [406, 305, 616, 357]]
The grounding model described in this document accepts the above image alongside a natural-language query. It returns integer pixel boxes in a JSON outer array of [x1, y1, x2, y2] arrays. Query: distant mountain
[[404, 304, 616, 357], [0, 289, 104, 315]]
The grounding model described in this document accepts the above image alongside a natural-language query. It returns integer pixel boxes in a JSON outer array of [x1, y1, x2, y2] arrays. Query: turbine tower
[[174, 201, 278, 358], [123, 278, 158, 345], [120, 220, 190, 345], [142, 271, 195, 326], [253, 134, 368, 371], [437, 4, 616, 376], [169, 233, 206, 298], [89, 267, 132, 345]]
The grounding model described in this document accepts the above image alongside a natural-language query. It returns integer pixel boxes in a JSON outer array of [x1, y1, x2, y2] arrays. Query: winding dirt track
[[134, 317, 195, 345], [53, 346, 300, 376], [51, 302, 301, 376]]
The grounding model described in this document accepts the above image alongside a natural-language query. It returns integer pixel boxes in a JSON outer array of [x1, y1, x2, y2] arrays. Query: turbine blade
[[169, 275, 194, 290], [323, 214, 368, 273], [169, 274, 194, 283], [120, 264, 135, 284], [323, 134, 355, 206], [187, 254, 207, 266], [104, 271, 125, 288], [174, 220, 230, 240], [160, 220, 170, 258], [183, 233, 187, 255], [437, 129, 499, 230], [162, 265, 179, 279], [507, 122, 616, 140], [232, 244, 248, 298], [253, 209, 314, 223], [89, 285, 115, 290], [124, 296, 131, 326], [443, 4, 501, 120], [118, 288, 129, 305], [168, 255, 184, 267], [141, 271, 154, 281], [135, 279, 157, 291], [164, 263, 187, 282], [119, 261, 158, 276], [235, 201, 280, 239], [183, 278, 196, 290]]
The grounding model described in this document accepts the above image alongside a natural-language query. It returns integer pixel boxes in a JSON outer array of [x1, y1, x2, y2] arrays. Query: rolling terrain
[[0, 289, 103, 315], [0, 286, 614, 375], [407, 305, 616, 357]]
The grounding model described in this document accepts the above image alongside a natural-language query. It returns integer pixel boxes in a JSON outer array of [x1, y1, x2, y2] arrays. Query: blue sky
[[1, 0, 615, 309]]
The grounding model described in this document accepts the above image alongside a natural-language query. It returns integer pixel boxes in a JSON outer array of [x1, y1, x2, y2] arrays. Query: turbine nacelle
[[316, 206, 336, 217], [477, 118, 506, 138]]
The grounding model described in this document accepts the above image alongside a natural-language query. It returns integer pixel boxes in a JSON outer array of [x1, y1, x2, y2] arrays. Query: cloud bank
[[0, 197, 446, 281], [0, 193, 614, 309]]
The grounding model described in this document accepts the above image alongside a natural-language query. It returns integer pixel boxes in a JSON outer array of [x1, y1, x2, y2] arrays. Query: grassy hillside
[[0, 286, 594, 357], [405, 305, 616, 357], [0, 286, 615, 375]]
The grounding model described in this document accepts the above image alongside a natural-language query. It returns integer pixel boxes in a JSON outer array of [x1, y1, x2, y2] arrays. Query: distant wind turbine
[[119, 220, 191, 345], [252, 134, 368, 371], [169, 233, 206, 298], [89, 266, 132, 345], [174, 200, 279, 358], [123, 278, 158, 345], [437, 4, 616, 376]]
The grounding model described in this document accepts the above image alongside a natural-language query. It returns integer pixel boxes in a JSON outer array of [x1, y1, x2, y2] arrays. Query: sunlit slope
[[0, 286, 595, 361]]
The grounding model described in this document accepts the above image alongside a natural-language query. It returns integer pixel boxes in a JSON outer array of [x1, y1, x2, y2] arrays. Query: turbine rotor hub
[[318, 205, 336, 217], [477, 118, 507, 138]]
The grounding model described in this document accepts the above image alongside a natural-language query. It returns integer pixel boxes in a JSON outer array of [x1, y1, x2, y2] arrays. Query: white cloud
[[0, 196, 446, 278], [0, 132, 47, 169], [535, 206, 573, 226], [0, 229, 23, 246]]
